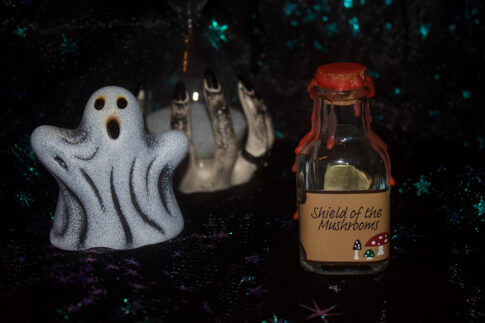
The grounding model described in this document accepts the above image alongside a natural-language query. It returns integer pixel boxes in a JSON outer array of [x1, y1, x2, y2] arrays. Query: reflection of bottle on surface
[[296, 62, 394, 275]]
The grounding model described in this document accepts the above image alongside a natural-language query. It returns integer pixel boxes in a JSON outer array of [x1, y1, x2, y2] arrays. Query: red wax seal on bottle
[[307, 62, 375, 98]]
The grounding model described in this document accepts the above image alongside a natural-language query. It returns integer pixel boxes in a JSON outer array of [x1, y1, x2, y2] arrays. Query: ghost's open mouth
[[107, 117, 120, 139]]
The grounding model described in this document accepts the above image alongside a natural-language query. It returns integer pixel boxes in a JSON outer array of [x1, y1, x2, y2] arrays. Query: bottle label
[[299, 189, 390, 263]]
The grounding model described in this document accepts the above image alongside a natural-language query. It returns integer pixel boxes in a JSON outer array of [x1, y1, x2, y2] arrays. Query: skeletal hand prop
[[140, 70, 274, 193]]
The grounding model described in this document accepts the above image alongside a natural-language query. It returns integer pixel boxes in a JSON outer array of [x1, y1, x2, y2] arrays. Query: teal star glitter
[[284, 2, 297, 16], [447, 210, 463, 225], [285, 40, 296, 49], [16, 192, 33, 207], [262, 314, 289, 323], [329, 284, 341, 293], [325, 22, 338, 35], [385, 22, 392, 30], [314, 40, 323, 51], [413, 175, 431, 196], [462, 89, 472, 99], [262, 314, 288, 323], [13, 26, 27, 38], [367, 70, 380, 79], [473, 196, 485, 217], [343, 0, 353, 9], [419, 24, 430, 38], [9, 138, 40, 182], [205, 20, 228, 49], [385, 0, 392, 5], [60, 34, 78, 56], [348, 17, 359, 34], [477, 137, 484, 150]]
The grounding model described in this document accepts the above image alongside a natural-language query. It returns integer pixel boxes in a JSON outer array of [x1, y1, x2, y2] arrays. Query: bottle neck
[[309, 91, 368, 150]]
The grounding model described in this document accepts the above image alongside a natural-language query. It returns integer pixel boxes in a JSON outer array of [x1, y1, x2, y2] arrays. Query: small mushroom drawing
[[363, 249, 375, 259], [365, 232, 390, 256], [353, 239, 362, 260]]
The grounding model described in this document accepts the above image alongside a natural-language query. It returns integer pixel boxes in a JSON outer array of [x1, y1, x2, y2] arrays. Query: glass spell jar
[[295, 62, 395, 275]]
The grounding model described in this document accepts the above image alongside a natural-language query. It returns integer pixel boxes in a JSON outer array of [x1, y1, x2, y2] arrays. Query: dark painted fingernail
[[174, 81, 187, 101], [238, 75, 254, 92], [204, 69, 218, 89]]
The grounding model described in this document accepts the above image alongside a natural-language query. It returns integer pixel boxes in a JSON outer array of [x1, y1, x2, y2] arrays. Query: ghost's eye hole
[[94, 97, 105, 110], [117, 97, 128, 109]]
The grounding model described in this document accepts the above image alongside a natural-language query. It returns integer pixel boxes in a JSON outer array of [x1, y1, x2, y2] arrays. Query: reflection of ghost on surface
[[141, 70, 274, 193]]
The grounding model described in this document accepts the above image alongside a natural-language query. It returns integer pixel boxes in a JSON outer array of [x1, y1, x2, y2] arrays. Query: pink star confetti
[[246, 285, 268, 296], [213, 231, 231, 238], [179, 285, 193, 291], [82, 297, 94, 306], [299, 300, 343, 322], [84, 255, 96, 263], [90, 288, 105, 296], [328, 285, 341, 293], [275, 217, 295, 229], [67, 303, 80, 313], [125, 258, 141, 267], [53, 273, 74, 286], [124, 269, 141, 277], [245, 255, 262, 264], [130, 282, 146, 290]]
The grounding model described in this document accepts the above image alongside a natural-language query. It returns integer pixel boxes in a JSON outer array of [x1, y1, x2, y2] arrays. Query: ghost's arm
[[146, 130, 189, 196], [136, 84, 146, 116], [170, 82, 195, 165]]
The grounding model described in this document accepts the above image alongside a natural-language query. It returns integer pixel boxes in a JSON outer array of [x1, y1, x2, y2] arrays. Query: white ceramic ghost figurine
[[31, 86, 189, 251]]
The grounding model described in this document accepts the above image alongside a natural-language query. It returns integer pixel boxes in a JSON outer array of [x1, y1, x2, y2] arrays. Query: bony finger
[[136, 83, 146, 114], [238, 78, 270, 157], [203, 69, 238, 179], [170, 81, 190, 133], [203, 69, 227, 113], [263, 101, 275, 148]]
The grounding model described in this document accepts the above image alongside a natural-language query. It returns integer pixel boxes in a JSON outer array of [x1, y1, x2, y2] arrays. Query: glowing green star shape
[[474, 196, 485, 217], [413, 175, 431, 196]]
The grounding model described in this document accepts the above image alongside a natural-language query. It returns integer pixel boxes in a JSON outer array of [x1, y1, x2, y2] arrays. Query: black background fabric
[[1, 0, 484, 322]]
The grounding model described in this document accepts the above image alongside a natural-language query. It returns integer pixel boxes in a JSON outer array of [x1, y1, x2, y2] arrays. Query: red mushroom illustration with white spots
[[365, 232, 390, 256]]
